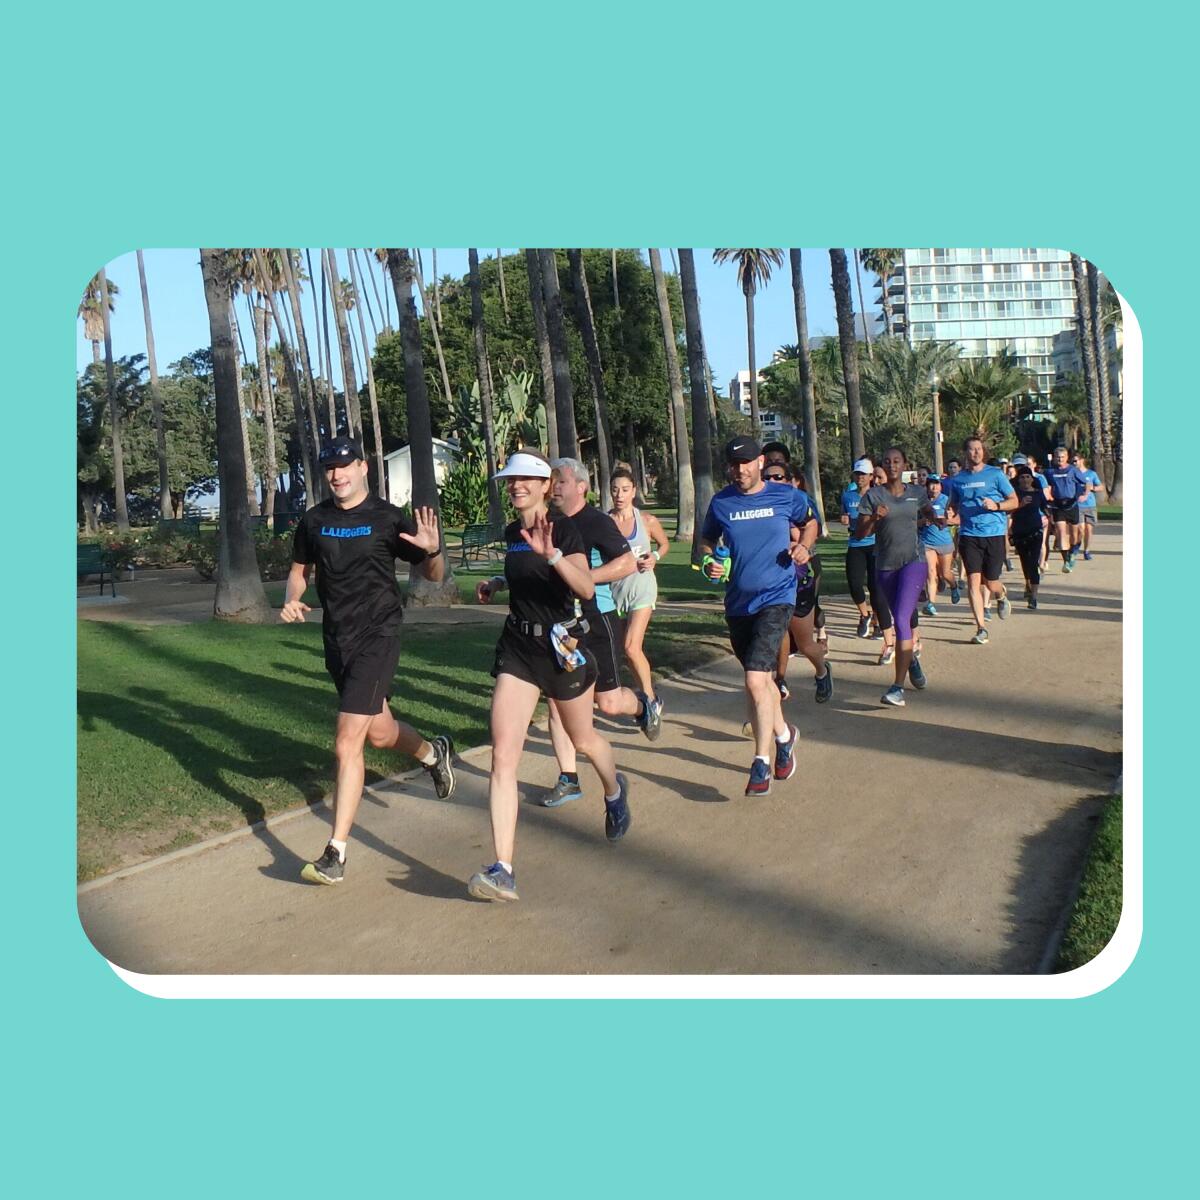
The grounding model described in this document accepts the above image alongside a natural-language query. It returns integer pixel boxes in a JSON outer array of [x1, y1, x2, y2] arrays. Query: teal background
[[11, 1, 1183, 1192]]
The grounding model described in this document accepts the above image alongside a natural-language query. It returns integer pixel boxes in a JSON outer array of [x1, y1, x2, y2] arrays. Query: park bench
[[77, 544, 116, 596], [458, 522, 505, 567]]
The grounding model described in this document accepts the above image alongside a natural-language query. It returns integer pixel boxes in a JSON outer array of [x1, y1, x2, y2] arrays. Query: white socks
[[419, 745, 438, 766], [330, 838, 347, 863]]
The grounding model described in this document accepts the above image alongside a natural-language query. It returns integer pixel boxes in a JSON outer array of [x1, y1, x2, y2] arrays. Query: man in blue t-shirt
[[1045, 446, 1093, 571], [699, 435, 815, 796], [943, 435, 1017, 644], [1072, 451, 1105, 561]]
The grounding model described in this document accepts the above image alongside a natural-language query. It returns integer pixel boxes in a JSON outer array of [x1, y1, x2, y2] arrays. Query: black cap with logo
[[318, 436, 364, 469], [723, 435, 763, 463]]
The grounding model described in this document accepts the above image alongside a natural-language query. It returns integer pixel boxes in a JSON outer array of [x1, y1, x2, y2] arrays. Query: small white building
[[384, 438, 460, 508]]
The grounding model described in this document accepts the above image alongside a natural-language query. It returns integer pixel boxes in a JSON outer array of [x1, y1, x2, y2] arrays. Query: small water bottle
[[710, 545, 731, 584]]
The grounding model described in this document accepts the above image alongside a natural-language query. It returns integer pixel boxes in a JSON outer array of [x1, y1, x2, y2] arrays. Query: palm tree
[[525, 249, 559, 457], [413, 250, 454, 413], [942, 352, 1034, 448], [327, 249, 363, 441], [496, 250, 510, 323], [860, 249, 903, 337], [538, 249, 578, 456], [788, 250, 824, 521], [1070, 253, 1103, 459], [829, 249, 866, 460], [712, 248, 785, 436], [94, 266, 130, 531], [1048, 376, 1088, 450], [567, 249, 614, 499], [384, 248, 458, 605], [79, 273, 118, 366], [310, 248, 338, 434], [1087, 261, 1114, 481], [280, 249, 327, 476], [678, 249, 715, 553], [135, 251, 172, 518], [860, 337, 961, 461], [345, 249, 386, 498], [468, 249, 504, 527], [199, 249, 273, 622], [853, 250, 873, 358], [648, 249, 695, 540]]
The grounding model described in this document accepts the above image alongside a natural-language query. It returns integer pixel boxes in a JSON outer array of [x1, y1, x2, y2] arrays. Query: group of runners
[[281, 428, 1103, 902]]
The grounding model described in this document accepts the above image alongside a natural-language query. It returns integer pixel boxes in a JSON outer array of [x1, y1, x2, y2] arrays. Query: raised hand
[[873, 504, 890, 520], [519, 512, 558, 560], [398, 506, 441, 555]]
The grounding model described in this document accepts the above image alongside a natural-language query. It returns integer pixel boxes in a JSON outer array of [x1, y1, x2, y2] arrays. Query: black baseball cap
[[761, 440, 790, 460], [319, 436, 364, 469], [724, 435, 763, 463]]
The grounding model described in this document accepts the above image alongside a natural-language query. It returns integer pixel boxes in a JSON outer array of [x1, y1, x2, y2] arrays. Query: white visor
[[493, 452, 551, 480]]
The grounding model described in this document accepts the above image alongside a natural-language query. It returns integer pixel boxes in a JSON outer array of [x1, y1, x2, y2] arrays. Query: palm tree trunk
[[412, 250, 454, 414], [1088, 261, 1115, 486], [281, 250, 326, 492], [649, 249, 695, 540], [255, 253, 317, 506], [135, 251, 172, 519], [496, 250, 510, 323], [229, 296, 259, 512], [567, 249, 614, 499], [199, 249, 273, 622], [538, 249, 578, 456], [830, 249, 865, 460], [526, 249, 559, 457], [91, 340, 101, 366], [310, 248, 338, 435], [853, 250, 873, 358], [354, 249, 381, 342], [744, 284, 760, 436], [611, 249, 621, 311], [468, 249, 504, 527], [347, 249, 386, 498], [253, 299, 278, 524], [1071, 254, 1103, 460], [384, 249, 458, 605], [327, 249, 363, 441], [432, 248, 443, 327], [97, 266, 129, 531], [678, 249, 715, 554], [790, 250, 824, 522]]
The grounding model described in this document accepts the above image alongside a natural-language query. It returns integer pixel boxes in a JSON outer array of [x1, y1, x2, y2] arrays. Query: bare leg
[[791, 610, 825, 676], [622, 607, 656, 701], [487, 673, 541, 865], [331, 711, 374, 842], [547, 700, 576, 775], [746, 670, 789, 761], [967, 570, 987, 630], [553, 687, 617, 796], [365, 701, 430, 760]]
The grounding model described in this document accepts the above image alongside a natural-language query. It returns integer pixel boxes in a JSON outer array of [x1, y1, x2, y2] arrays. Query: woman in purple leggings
[[856, 447, 944, 707]]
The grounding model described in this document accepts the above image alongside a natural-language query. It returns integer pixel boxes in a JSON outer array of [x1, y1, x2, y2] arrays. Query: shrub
[[185, 527, 294, 582], [440, 462, 489, 526]]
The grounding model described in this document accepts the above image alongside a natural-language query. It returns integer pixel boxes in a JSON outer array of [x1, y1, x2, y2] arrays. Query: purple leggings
[[876, 558, 927, 643]]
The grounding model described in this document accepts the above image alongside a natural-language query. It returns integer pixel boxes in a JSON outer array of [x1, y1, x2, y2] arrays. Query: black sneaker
[[814, 663, 833, 704], [856, 614, 872, 639], [301, 842, 344, 885], [604, 773, 632, 842], [776, 676, 791, 701], [639, 693, 664, 742], [425, 734, 455, 799]]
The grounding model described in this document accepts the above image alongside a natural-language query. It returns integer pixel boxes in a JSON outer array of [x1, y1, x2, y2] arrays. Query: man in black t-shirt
[[282, 436, 455, 886]]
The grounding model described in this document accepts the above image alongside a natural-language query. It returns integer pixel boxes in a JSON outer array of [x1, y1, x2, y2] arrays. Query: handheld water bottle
[[705, 545, 732, 584]]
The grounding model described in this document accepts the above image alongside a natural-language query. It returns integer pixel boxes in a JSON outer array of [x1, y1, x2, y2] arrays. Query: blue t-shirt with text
[[920, 493, 953, 549], [701, 482, 813, 616], [944, 466, 1015, 538], [840, 484, 875, 548], [1047, 462, 1091, 504]]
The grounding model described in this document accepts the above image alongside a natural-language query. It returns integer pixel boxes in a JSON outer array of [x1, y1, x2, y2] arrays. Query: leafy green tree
[[859, 337, 961, 466], [941, 351, 1034, 454], [1048, 374, 1089, 451]]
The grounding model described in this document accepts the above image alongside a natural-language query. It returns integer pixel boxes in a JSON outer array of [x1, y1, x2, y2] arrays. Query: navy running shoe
[[745, 759, 772, 795], [774, 724, 799, 780], [814, 663, 833, 704], [604, 773, 632, 842], [908, 657, 927, 689]]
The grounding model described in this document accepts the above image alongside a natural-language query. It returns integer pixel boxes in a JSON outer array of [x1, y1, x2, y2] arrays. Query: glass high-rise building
[[881, 248, 1077, 400]]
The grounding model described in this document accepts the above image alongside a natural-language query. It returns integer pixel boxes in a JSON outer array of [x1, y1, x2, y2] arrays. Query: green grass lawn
[[77, 608, 728, 880], [1055, 794, 1123, 971]]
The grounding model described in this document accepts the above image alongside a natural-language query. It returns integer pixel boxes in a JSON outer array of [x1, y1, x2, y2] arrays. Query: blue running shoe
[[604, 773, 631, 842], [468, 862, 519, 902], [950, 583, 961, 604], [971, 628, 989, 644], [881, 685, 906, 707], [745, 758, 772, 795], [908, 657, 927, 689], [1083, 551, 1093, 561], [814, 663, 833, 704], [998, 595, 1011, 620], [923, 602, 938, 616], [983, 607, 992, 622], [542, 774, 584, 807], [774, 724, 799, 780]]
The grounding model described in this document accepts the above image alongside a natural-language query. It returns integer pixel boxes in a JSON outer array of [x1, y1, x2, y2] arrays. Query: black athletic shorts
[[959, 534, 1006, 582], [491, 627, 597, 702], [1051, 502, 1080, 525], [794, 584, 817, 619], [727, 604, 793, 673], [325, 633, 402, 716], [580, 609, 624, 693]]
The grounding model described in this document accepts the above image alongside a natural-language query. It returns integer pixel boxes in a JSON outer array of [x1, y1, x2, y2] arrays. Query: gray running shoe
[[881, 685, 906, 707], [424, 734, 456, 799], [971, 628, 989, 645], [301, 843, 344, 885], [468, 862, 519, 902], [640, 693, 664, 742], [998, 595, 1012, 620], [879, 645, 895, 666], [542, 774, 584, 807], [909, 657, 928, 689]]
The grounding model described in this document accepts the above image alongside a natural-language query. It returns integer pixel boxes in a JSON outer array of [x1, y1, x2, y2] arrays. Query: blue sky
[[76, 248, 882, 393]]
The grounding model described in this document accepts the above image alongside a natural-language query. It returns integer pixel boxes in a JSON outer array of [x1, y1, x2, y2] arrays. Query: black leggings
[[811, 553, 826, 630], [1013, 531, 1043, 588]]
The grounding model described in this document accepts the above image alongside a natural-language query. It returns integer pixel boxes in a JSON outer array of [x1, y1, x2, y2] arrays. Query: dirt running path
[[78, 525, 1123, 975]]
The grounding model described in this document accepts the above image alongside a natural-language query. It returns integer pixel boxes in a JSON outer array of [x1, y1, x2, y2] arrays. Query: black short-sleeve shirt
[[503, 512, 586, 629], [563, 503, 632, 618], [292, 495, 427, 652]]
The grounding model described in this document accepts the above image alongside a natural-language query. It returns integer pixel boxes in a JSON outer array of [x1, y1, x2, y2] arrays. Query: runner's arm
[[643, 512, 670, 561], [592, 550, 637, 584], [280, 561, 312, 622]]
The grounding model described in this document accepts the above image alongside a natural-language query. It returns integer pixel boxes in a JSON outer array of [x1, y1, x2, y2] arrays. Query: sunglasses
[[764, 472, 788, 481]]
